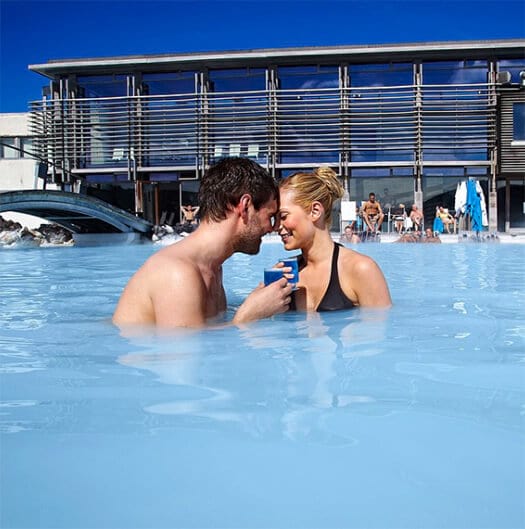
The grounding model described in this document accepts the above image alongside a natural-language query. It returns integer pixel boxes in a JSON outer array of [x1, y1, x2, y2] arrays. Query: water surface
[[1, 241, 524, 528]]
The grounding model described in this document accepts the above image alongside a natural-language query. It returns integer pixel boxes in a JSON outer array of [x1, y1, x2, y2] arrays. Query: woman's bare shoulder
[[339, 245, 376, 271]]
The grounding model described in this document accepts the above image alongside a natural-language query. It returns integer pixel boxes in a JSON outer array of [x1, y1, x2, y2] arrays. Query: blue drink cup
[[264, 267, 284, 286], [280, 256, 299, 289]]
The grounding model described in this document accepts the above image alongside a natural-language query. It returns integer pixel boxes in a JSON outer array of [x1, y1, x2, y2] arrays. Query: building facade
[[26, 39, 525, 231], [0, 113, 43, 192]]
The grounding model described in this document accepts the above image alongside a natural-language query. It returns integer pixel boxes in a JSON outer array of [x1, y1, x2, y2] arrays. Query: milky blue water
[[1, 240, 524, 529]]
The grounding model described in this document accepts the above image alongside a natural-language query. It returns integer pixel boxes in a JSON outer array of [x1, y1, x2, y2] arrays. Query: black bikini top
[[290, 243, 357, 312]]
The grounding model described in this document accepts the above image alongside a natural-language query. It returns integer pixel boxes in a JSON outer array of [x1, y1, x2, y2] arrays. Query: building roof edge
[[28, 39, 525, 77]]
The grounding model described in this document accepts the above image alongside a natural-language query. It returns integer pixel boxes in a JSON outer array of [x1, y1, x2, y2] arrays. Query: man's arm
[[151, 261, 292, 328], [233, 278, 293, 324]]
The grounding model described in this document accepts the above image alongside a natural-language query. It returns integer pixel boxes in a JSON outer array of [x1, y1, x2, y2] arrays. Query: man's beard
[[233, 216, 263, 255]]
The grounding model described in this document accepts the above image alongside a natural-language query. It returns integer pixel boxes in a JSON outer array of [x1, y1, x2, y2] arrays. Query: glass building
[[27, 39, 525, 231]]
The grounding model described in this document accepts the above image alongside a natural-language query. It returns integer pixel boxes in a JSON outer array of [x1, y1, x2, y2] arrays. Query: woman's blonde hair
[[279, 166, 344, 226]]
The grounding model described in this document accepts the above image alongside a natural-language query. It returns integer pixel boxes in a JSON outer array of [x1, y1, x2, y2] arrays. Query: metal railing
[[29, 81, 496, 179]]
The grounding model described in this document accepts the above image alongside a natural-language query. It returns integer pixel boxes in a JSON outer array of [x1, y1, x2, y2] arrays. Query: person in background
[[361, 192, 385, 233], [113, 157, 292, 329], [276, 167, 391, 312], [381, 187, 394, 210], [437, 206, 456, 234], [394, 230, 421, 243], [181, 204, 200, 225], [422, 227, 441, 243], [339, 224, 361, 244], [390, 203, 407, 233], [409, 204, 424, 232]]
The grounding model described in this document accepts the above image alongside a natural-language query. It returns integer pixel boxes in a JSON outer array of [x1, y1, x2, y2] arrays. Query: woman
[[277, 167, 392, 312], [436, 206, 456, 233], [436, 206, 455, 234], [391, 203, 407, 233]]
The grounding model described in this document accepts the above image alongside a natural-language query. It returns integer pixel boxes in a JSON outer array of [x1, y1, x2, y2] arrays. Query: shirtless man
[[339, 224, 361, 244], [181, 204, 200, 225], [113, 157, 292, 329], [409, 204, 424, 231], [422, 227, 441, 243], [361, 192, 385, 233]]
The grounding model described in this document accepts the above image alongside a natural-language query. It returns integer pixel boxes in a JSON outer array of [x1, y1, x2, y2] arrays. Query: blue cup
[[264, 267, 284, 286], [280, 256, 299, 289]]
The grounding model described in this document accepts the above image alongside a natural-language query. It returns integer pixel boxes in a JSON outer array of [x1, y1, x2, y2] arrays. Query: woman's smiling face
[[277, 188, 315, 250]]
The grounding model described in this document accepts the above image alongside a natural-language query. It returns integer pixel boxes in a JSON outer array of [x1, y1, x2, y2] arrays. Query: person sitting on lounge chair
[[390, 203, 407, 233], [361, 192, 384, 233], [437, 206, 455, 234], [409, 204, 424, 231]]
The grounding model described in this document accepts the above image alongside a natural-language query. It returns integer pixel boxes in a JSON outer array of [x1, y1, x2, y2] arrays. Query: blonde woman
[[277, 167, 392, 312]]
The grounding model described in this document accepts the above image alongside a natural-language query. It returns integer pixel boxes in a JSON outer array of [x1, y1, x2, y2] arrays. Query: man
[[181, 204, 200, 225], [409, 204, 424, 231], [113, 157, 292, 329], [361, 192, 384, 233], [422, 227, 441, 243], [339, 224, 361, 244]]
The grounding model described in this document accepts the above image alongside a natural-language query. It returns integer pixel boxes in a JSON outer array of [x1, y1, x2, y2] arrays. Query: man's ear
[[238, 194, 252, 219]]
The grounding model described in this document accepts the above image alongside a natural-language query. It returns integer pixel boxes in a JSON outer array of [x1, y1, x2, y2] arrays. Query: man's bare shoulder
[[113, 242, 207, 327], [140, 243, 202, 283]]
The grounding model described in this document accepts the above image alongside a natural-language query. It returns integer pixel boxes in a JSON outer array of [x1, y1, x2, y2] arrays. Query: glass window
[[513, 102, 525, 141], [1, 138, 18, 159], [498, 59, 525, 84], [141, 72, 196, 95], [421, 60, 491, 162], [422, 172, 471, 229], [349, 63, 415, 164], [141, 72, 198, 167], [76, 74, 128, 98], [207, 68, 268, 163], [21, 138, 36, 159], [422, 60, 488, 84], [74, 75, 130, 168], [349, 62, 413, 87], [276, 65, 340, 164], [349, 172, 415, 228]]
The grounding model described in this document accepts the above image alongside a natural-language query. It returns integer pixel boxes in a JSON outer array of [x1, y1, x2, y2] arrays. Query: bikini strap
[[331, 243, 340, 276]]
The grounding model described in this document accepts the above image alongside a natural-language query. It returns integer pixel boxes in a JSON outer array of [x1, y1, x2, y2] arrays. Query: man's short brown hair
[[198, 157, 278, 222]]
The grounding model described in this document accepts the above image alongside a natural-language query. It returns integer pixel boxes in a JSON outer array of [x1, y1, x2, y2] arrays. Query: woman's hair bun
[[313, 166, 344, 200]]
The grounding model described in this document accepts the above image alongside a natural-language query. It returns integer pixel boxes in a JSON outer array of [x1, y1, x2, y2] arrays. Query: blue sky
[[1, 0, 524, 112]]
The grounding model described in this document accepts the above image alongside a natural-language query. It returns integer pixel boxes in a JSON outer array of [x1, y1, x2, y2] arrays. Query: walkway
[[0, 190, 152, 235]]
